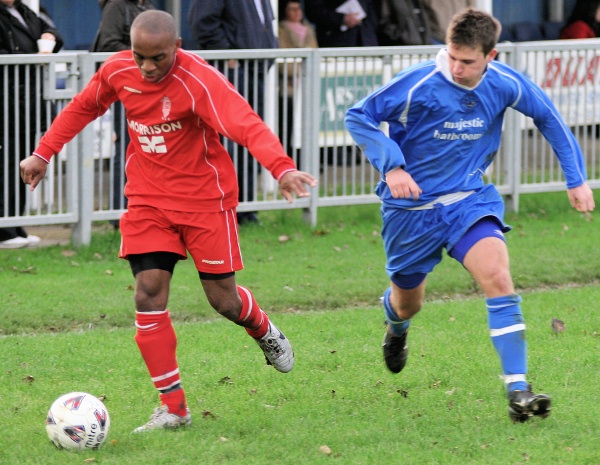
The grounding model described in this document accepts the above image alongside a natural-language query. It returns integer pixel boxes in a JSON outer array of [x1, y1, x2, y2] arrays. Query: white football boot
[[255, 322, 295, 373], [133, 404, 191, 433]]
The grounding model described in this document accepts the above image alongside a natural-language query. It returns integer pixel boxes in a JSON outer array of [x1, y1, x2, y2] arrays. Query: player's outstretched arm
[[567, 183, 595, 213], [20, 156, 48, 191], [278, 170, 318, 203]]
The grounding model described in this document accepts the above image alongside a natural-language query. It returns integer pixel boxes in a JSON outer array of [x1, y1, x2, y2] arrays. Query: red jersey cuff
[[276, 168, 297, 181], [32, 145, 54, 163], [33, 151, 52, 164]]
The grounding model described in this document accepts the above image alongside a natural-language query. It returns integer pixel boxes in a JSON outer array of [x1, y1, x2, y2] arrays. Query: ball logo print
[[62, 425, 86, 444], [94, 408, 110, 432], [46, 392, 111, 451], [63, 394, 84, 410]]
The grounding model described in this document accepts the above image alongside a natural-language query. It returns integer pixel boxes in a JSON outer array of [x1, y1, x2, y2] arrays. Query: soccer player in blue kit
[[345, 8, 595, 422]]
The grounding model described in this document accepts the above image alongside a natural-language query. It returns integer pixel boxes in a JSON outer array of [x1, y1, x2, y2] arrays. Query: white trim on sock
[[489, 323, 526, 337], [503, 373, 526, 384], [136, 310, 169, 315], [237, 286, 253, 322], [151, 368, 180, 383]]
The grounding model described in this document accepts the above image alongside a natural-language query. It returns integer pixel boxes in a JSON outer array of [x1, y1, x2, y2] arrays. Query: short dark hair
[[446, 8, 501, 56], [131, 10, 178, 42]]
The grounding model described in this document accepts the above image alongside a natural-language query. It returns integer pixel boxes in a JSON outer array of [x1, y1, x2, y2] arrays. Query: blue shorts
[[381, 184, 511, 280]]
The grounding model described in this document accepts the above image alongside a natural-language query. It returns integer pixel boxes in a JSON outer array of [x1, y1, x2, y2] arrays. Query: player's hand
[[278, 170, 318, 203], [567, 183, 595, 213], [20, 156, 48, 191], [385, 167, 422, 200]]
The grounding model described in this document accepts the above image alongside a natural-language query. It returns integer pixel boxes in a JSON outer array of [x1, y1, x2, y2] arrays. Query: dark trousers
[[0, 119, 36, 241], [0, 64, 50, 241]]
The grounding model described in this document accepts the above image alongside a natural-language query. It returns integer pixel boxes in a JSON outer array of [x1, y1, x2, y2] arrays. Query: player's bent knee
[[133, 272, 171, 311], [134, 289, 169, 312], [389, 275, 426, 318], [482, 271, 515, 296]]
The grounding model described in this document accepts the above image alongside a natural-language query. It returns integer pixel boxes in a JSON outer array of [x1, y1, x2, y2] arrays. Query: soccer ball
[[45, 392, 110, 450]]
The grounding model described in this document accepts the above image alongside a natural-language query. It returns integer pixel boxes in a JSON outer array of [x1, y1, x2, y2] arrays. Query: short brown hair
[[446, 8, 501, 56]]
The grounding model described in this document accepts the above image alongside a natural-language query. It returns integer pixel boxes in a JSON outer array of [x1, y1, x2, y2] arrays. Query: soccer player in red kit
[[20, 10, 317, 432]]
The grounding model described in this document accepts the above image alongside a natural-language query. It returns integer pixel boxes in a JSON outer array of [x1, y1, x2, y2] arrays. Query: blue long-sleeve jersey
[[345, 48, 588, 208]]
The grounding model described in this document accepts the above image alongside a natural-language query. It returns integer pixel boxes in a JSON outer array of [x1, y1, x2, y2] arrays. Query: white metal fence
[[2, 40, 600, 245]]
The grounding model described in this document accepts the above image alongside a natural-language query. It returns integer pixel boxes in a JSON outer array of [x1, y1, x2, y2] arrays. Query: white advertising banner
[[523, 48, 600, 126]]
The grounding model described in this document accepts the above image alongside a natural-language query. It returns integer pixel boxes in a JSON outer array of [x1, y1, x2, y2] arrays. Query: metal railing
[[2, 40, 600, 245]]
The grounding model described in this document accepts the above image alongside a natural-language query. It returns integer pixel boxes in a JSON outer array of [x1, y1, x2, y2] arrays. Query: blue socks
[[487, 294, 528, 392], [383, 289, 529, 393], [382, 287, 410, 336]]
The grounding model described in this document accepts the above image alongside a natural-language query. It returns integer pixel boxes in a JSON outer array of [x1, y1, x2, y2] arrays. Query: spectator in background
[[560, 0, 600, 39], [91, 0, 156, 229], [304, 0, 378, 47], [421, 0, 475, 44], [375, 0, 432, 46], [0, 0, 63, 249], [92, 0, 155, 52], [188, 0, 279, 226], [278, 0, 318, 164]]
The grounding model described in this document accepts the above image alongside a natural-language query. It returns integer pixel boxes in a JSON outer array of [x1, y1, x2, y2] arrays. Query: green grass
[[1, 191, 599, 464], [2, 291, 599, 464], [2, 191, 598, 335]]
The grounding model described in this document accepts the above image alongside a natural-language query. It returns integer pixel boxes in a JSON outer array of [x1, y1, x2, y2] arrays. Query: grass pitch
[[1, 191, 599, 464]]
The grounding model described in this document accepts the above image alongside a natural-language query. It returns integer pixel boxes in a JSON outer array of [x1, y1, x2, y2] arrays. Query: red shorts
[[119, 205, 243, 274]]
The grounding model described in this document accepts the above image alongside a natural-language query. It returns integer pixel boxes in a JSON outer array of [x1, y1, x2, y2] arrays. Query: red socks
[[159, 389, 187, 417], [236, 286, 270, 338], [134, 310, 187, 416], [134, 289, 266, 415]]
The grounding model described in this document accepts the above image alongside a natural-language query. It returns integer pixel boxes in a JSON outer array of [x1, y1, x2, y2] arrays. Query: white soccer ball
[[45, 392, 110, 450]]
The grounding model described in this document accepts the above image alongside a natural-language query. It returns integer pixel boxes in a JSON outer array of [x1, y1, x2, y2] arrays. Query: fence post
[[71, 54, 96, 246], [303, 49, 321, 226], [501, 44, 522, 213], [509, 45, 523, 213]]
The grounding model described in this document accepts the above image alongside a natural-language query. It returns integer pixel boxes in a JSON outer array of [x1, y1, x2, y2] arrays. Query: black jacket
[[188, 0, 278, 51], [92, 0, 155, 52], [0, 1, 63, 54], [0, 1, 63, 132], [375, 0, 432, 46], [304, 0, 378, 47]]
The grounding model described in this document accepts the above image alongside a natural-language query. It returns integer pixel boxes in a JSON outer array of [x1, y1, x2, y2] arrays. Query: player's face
[[131, 29, 181, 83], [446, 43, 497, 88]]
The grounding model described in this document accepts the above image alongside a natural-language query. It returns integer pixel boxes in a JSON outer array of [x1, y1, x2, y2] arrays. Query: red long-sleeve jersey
[[34, 49, 297, 212]]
